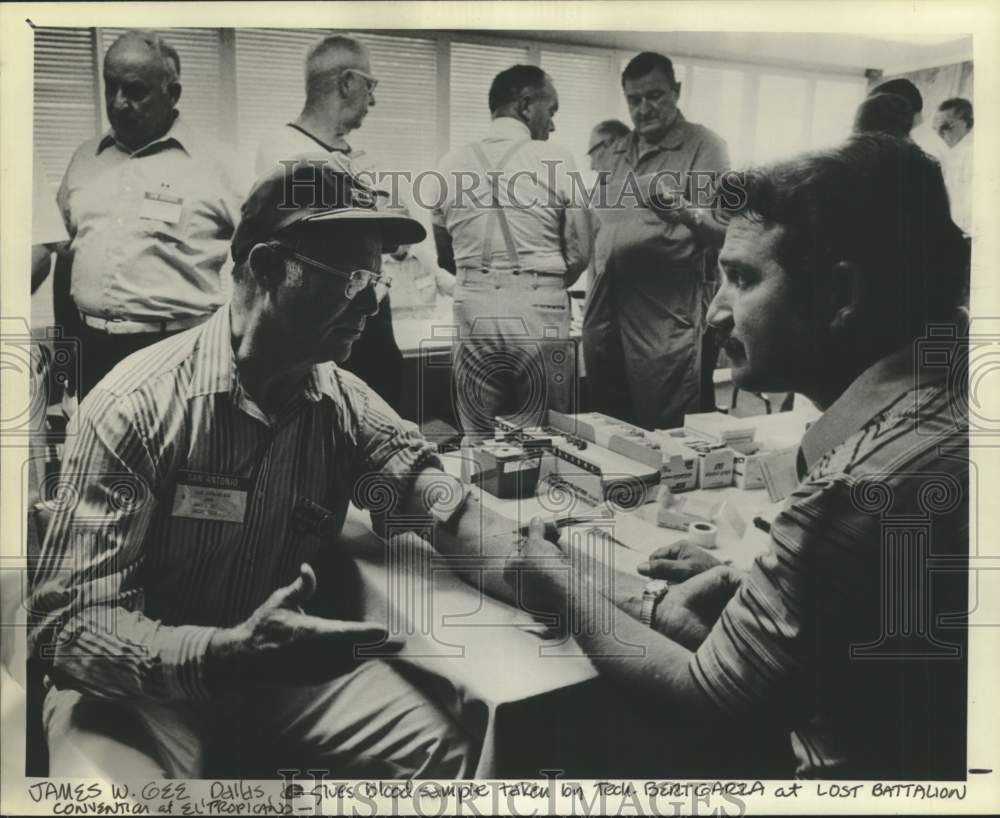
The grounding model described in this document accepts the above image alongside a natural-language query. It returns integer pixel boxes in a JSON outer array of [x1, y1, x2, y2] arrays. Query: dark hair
[[593, 118, 631, 141], [488, 65, 549, 114], [622, 52, 678, 89], [853, 93, 915, 138], [870, 78, 923, 113], [726, 134, 966, 337], [938, 97, 973, 127]]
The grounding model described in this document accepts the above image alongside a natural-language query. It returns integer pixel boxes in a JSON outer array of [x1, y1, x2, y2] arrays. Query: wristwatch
[[639, 579, 670, 627]]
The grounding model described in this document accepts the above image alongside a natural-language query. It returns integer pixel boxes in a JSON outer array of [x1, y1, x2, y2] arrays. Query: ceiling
[[460, 30, 973, 76]]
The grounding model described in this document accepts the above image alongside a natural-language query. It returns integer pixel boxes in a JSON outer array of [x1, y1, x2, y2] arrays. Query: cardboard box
[[684, 411, 757, 455], [654, 428, 735, 489], [551, 440, 660, 508], [733, 449, 767, 490], [639, 431, 699, 492]]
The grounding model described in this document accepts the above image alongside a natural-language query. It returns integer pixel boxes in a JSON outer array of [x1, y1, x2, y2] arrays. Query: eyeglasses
[[271, 243, 391, 301], [344, 68, 379, 93], [586, 139, 609, 156]]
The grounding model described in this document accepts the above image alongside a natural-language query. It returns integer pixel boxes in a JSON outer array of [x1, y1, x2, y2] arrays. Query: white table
[[344, 409, 816, 775]]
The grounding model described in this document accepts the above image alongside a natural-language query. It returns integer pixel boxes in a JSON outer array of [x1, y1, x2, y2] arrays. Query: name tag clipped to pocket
[[139, 190, 184, 224], [172, 471, 249, 523], [291, 497, 339, 538]]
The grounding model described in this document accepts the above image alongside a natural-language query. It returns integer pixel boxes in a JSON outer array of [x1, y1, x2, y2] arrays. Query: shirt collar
[[798, 340, 952, 474], [487, 116, 532, 140], [286, 122, 353, 154], [614, 109, 689, 156], [189, 305, 339, 423], [97, 112, 194, 158]]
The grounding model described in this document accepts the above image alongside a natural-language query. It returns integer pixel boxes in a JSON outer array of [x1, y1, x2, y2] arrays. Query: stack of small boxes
[[681, 412, 764, 491]]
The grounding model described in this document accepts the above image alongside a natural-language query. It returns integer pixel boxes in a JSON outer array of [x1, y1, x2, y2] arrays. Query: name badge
[[172, 471, 249, 523], [139, 191, 184, 224]]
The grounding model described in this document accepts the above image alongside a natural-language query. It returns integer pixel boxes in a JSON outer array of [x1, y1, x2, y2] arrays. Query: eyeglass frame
[[342, 67, 379, 93], [267, 241, 392, 301]]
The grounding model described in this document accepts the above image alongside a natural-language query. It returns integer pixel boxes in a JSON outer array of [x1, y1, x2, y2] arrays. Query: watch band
[[639, 580, 670, 627]]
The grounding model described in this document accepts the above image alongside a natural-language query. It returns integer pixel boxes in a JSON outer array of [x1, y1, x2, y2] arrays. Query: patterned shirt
[[691, 341, 969, 779], [29, 305, 440, 703], [58, 115, 244, 323], [434, 117, 592, 277]]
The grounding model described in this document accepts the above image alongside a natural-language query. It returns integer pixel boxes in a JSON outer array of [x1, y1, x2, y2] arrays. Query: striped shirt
[[691, 341, 969, 779], [29, 305, 440, 703]]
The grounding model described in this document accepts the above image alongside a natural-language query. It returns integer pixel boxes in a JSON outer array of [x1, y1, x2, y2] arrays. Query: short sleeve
[[690, 478, 875, 719]]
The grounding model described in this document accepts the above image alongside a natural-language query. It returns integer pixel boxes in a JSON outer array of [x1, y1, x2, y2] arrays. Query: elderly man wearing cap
[[28, 158, 535, 779]]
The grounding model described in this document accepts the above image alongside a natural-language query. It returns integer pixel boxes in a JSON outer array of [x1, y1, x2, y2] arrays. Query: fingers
[[636, 559, 696, 581], [682, 564, 743, 606], [272, 563, 317, 611], [648, 541, 690, 561]]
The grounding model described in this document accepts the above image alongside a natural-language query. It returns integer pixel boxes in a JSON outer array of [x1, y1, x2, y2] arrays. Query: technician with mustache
[[513, 135, 969, 779], [56, 30, 243, 398]]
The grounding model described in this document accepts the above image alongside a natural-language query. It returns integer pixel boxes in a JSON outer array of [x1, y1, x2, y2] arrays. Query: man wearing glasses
[[29, 159, 536, 779], [256, 35, 407, 409]]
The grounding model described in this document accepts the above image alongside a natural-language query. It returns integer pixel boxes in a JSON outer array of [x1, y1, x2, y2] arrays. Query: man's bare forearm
[[405, 468, 520, 604]]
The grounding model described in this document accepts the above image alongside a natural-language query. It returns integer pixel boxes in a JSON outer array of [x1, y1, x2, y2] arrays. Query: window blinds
[[448, 41, 530, 151], [33, 27, 100, 191], [540, 49, 618, 169]]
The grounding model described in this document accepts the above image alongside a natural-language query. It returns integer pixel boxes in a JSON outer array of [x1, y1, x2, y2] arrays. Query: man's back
[[436, 117, 589, 277]]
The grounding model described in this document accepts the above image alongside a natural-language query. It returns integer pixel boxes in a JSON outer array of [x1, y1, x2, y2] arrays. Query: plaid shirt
[[30, 305, 440, 702]]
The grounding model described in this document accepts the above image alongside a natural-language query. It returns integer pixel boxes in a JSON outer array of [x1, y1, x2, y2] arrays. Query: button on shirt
[[58, 115, 244, 322], [691, 340, 969, 778], [594, 111, 729, 276], [29, 305, 440, 702], [434, 117, 592, 277]]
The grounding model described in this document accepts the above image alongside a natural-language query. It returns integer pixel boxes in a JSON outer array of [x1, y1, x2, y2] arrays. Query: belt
[[457, 268, 565, 285], [79, 312, 206, 335]]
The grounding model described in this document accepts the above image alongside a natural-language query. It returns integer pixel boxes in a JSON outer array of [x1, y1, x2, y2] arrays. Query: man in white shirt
[[434, 65, 592, 437], [255, 35, 408, 408], [933, 97, 974, 237]]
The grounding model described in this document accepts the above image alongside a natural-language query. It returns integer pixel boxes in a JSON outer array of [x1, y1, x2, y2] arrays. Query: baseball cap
[[232, 155, 426, 264]]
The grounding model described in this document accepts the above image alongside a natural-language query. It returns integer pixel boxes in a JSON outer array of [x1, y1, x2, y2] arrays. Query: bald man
[[57, 30, 243, 398], [255, 35, 406, 409]]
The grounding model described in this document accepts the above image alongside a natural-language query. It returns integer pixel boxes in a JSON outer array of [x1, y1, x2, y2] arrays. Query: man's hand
[[205, 563, 402, 690], [503, 517, 571, 619], [653, 565, 742, 650], [637, 540, 722, 582], [648, 186, 693, 226], [434, 267, 456, 297]]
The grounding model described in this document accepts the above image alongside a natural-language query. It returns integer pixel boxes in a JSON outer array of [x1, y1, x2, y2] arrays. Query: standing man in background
[[434, 65, 592, 438], [582, 119, 633, 420], [57, 30, 243, 398], [934, 97, 974, 238], [592, 52, 729, 430], [255, 34, 406, 410]]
